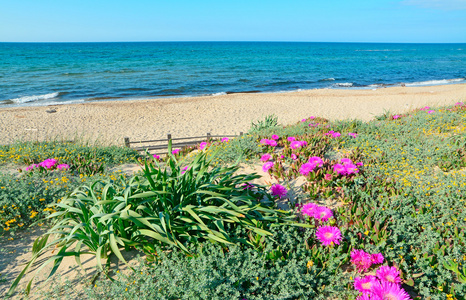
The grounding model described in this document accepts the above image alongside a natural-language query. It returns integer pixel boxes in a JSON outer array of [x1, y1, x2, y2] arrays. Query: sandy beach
[[1, 84, 465, 146]]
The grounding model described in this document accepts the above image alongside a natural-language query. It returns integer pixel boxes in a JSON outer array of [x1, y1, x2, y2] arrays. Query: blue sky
[[1, 0, 465, 43]]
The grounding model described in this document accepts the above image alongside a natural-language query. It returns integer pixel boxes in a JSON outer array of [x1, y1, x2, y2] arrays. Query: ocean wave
[[333, 82, 354, 87], [319, 78, 335, 82], [211, 92, 227, 96], [404, 78, 465, 87], [10, 92, 60, 104]]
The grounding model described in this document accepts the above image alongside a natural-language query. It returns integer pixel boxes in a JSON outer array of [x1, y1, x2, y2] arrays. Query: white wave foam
[[320, 78, 335, 81], [405, 78, 465, 87], [333, 82, 354, 87], [211, 92, 227, 96], [11, 92, 60, 104]]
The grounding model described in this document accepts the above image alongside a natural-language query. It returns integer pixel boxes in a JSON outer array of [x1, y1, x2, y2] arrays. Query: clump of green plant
[[248, 114, 279, 133], [7, 144, 303, 297]]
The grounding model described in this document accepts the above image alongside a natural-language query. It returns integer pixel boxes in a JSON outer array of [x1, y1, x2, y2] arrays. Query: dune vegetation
[[1, 102, 466, 299]]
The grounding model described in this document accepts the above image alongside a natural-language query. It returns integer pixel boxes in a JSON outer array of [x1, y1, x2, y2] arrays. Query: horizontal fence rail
[[124, 132, 243, 155]]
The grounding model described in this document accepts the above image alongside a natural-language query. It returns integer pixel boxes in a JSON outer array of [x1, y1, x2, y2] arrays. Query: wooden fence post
[[124, 137, 130, 148], [207, 132, 211, 141], [239, 132, 243, 136], [167, 133, 172, 142]]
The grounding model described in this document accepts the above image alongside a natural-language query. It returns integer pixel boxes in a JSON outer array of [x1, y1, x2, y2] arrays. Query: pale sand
[[1, 84, 465, 145]]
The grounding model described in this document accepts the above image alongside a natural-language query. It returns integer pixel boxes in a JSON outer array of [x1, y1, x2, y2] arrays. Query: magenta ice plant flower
[[260, 153, 272, 162], [331, 132, 341, 138], [302, 118, 307, 122], [427, 110, 435, 114], [392, 115, 401, 120], [299, 162, 317, 176], [287, 136, 296, 142], [376, 266, 401, 285], [309, 156, 323, 167], [344, 163, 359, 175], [354, 275, 378, 294], [290, 141, 303, 149], [316, 226, 342, 246], [309, 116, 315, 119], [371, 281, 411, 300], [456, 102, 464, 106], [351, 249, 373, 273], [270, 184, 287, 198], [57, 164, 70, 170], [302, 203, 318, 217], [333, 163, 346, 175], [25, 164, 38, 171], [348, 132, 358, 138], [271, 134, 279, 140], [324, 173, 332, 181], [39, 159, 58, 169], [172, 149, 181, 155], [291, 153, 298, 160], [262, 161, 274, 172], [371, 253, 385, 265], [340, 158, 353, 164], [357, 294, 382, 300], [153, 154, 160, 160], [221, 137, 229, 142], [199, 142, 208, 150], [314, 206, 333, 222]]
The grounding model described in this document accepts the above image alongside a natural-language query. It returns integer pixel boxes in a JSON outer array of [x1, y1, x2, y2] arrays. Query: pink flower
[[25, 164, 38, 171], [172, 149, 181, 155], [261, 153, 272, 162], [267, 140, 277, 147], [299, 162, 317, 176], [314, 206, 333, 222], [39, 159, 58, 169], [376, 266, 401, 285], [356, 162, 364, 167], [271, 134, 279, 140], [57, 164, 70, 170], [260, 138, 269, 145], [331, 132, 341, 138], [340, 158, 353, 164], [324, 173, 332, 181], [260, 153, 272, 162], [420, 106, 430, 111], [371, 281, 410, 300], [199, 142, 208, 150], [371, 253, 385, 265], [290, 141, 303, 149], [309, 116, 315, 119], [351, 249, 373, 273], [344, 163, 359, 175], [333, 163, 346, 175], [242, 183, 254, 190], [348, 132, 358, 138], [291, 153, 298, 160], [221, 137, 229, 142], [262, 161, 274, 172], [455, 102, 464, 106], [153, 154, 160, 160], [302, 118, 307, 122], [302, 203, 318, 217], [270, 184, 287, 198], [181, 166, 191, 174], [316, 226, 342, 246], [392, 115, 401, 120], [287, 136, 296, 142], [427, 110, 435, 114], [354, 275, 378, 294], [308, 156, 324, 167]]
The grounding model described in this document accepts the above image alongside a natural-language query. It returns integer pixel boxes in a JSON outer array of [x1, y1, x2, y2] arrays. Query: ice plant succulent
[[351, 249, 374, 273], [354, 276, 378, 294], [316, 226, 342, 246], [260, 153, 272, 162], [39, 158, 58, 169], [270, 184, 287, 198], [376, 266, 401, 285], [262, 161, 274, 172], [199, 142, 207, 150], [299, 162, 317, 176], [371, 281, 411, 300], [308, 156, 324, 167], [56, 164, 70, 170]]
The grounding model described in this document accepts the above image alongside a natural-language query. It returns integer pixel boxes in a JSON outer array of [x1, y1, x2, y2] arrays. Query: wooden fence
[[124, 132, 243, 155]]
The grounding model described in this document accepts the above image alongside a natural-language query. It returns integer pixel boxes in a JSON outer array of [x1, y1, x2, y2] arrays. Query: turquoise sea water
[[0, 42, 465, 107]]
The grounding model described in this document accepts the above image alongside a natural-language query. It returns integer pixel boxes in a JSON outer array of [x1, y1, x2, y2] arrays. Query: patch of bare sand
[[1, 84, 464, 145]]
